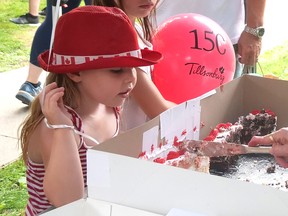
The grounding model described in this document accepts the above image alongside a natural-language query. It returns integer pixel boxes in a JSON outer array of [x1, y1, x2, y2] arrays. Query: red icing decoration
[[250, 109, 261, 115], [204, 135, 215, 141], [154, 157, 166, 163], [181, 129, 187, 136], [138, 151, 146, 157], [167, 151, 180, 160], [216, 122, 232, 130], [266, 109, 276, 116], [173, 136, 179, 147], [209, 128, 219, 137], [151, 144, 155, 153]]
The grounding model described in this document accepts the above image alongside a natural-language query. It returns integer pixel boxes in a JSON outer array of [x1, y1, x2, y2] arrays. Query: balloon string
[[40, 0, 62, 108], [44, 118, 100, 145]]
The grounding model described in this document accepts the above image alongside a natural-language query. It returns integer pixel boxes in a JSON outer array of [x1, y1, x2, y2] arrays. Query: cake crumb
[[285, 180, 288, 189], [266, 165, 276, 174]]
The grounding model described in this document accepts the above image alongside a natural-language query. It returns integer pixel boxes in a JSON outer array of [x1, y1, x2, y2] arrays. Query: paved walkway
[[0, 67, 46, 167], [1, 0, 288, 168]]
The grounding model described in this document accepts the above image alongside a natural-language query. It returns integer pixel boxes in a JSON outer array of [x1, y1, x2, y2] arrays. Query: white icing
[[214, 124, 243, 142]]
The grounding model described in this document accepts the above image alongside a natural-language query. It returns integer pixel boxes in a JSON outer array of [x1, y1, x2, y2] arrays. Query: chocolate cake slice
[[238, 109, 277, 144], [206, 109, 277, 174]]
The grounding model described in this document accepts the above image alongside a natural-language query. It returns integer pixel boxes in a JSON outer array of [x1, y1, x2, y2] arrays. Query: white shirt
[[156, 0, 245, 44], [121, 23, 152, 131]]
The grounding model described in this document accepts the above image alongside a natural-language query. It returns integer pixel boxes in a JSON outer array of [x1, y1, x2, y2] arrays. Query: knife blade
[[179, 140, 272, 157]]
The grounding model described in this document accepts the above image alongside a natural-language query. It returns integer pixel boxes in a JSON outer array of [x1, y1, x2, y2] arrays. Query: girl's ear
[[66, 72, 81, 82]]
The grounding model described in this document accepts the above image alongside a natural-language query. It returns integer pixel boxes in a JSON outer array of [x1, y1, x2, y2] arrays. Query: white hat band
[[51, 49, 142, 66]]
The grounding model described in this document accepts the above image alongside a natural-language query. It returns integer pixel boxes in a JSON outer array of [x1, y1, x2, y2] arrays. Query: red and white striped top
[[25, 107, 119, 215]]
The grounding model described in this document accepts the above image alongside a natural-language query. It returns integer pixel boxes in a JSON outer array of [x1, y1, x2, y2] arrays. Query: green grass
[[258, 40, 288, 79], [0, 1, 45, 215], [0, 0, 45, 72], [0, 159, 27, 216]]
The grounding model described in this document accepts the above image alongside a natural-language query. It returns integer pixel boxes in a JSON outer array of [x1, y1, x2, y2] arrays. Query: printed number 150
[[190, 29, 227, 55]]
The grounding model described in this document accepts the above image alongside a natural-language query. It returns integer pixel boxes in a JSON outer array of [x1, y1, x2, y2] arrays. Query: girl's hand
[[39, 82, 71, 126]]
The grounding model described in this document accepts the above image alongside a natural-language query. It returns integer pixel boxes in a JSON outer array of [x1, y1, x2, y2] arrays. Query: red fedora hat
[[38, 6, 162, 74]]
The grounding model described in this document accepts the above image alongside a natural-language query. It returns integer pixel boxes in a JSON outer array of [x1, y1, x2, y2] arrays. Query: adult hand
[[248, 128, 288, 168], [237, 31, 262, 66]]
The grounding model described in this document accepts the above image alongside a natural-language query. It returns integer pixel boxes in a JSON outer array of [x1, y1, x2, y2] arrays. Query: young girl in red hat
[[20, 6, 162, 216], [93, 0, 176, 131]]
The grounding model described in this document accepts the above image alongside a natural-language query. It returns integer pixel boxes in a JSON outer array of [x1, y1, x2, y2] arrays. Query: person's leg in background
[[15, 0, 82, 105], [84, 0, 91, 5], [39, 7, 47, 16], [233, 58, 244, 79], [10, 0, 41, 25]]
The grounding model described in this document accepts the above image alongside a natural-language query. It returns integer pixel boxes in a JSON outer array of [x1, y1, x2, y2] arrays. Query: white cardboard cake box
[[86, 75, 288, 216], [42, 198, 163, 216], [199, 74, 288, 139], [45, 75, 288, 215]]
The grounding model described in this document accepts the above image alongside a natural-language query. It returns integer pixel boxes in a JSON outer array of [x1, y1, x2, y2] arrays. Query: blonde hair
[[19, 73, 80, 164]]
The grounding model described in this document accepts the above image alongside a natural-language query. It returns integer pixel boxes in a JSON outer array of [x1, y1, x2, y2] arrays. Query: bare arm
[[238, 0, 266, 66], [246, 0, 266, 28], [42, 127, 84, 207], [38, 83, 84, 207], [131, 68, 176, 119]]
